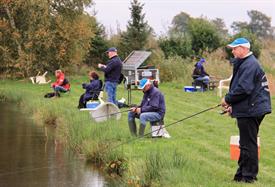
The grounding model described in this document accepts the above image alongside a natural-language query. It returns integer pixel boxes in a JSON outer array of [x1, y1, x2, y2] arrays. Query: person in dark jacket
[[51, 70, 70, 97], [221, 38, 272, 183], [192, 58, 210, 90], [128, 78, 166, 136], [98, 47, 122, 105], [78, 71, 102, 109]]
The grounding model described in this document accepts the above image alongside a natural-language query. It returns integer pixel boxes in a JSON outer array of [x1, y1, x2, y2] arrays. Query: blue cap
[[138, 78, 150, 89], [106, 47, 117, 53], [199, 58, 205, 63], [227, 38, 250, 49]]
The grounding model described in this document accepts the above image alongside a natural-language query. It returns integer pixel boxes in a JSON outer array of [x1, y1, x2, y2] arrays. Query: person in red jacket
[[51, 70, 70, 97]]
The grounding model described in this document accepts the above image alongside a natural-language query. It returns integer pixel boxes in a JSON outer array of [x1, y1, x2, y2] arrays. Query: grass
[[0, 79, 275, 187]]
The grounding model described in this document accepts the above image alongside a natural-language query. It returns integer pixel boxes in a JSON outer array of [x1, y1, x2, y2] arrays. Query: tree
[[0, 0, 96, 77], [211, 18, 228, 38], [231, 10, 273, 38], [231, 21, 249, 33], [158, 36, 192, 59], [119, 0, 152, 58], [85, 22, 109, 66], [169, 12, 191, 36], [187, 18, 222, 56], [248, 10, 273, 38]]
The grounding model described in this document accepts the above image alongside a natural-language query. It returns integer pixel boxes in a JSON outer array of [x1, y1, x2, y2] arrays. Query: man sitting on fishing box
[[128, 78, 166, 136]]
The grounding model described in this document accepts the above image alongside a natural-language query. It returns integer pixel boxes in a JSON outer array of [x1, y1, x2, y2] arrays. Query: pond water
[[0, 102, 107, 187]]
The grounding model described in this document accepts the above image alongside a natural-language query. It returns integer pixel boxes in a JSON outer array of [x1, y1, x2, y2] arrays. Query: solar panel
[[123, 51, 152, 70]]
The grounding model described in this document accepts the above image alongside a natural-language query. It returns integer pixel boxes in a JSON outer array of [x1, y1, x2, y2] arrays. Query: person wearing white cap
[[221, 37, 271, 183], [128, 78, 166, 136]]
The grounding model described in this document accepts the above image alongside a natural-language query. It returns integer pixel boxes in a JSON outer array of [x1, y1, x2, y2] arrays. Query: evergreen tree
[[85, 22, 109, 67], [119, 0, 152, 58]]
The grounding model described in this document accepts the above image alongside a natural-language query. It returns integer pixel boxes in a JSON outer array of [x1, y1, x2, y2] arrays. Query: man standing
[[128, 78, 166, 136], [98, 47, 122, 105], [221, 38, 271, 183]]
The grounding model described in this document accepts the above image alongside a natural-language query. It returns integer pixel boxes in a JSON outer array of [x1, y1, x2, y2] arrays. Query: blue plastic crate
[[184, 86, 196, 92], [86, 101, 100, 109]]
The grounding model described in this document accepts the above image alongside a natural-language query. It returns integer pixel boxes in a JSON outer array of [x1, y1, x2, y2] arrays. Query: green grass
[[1, 79, 275, 187]]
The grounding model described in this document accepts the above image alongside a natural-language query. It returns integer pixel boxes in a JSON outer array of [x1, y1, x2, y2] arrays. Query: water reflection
[[0, 102, 106, 187]]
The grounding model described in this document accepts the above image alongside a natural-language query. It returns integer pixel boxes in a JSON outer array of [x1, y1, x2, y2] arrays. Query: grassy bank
[[0, 79, 275, 187]]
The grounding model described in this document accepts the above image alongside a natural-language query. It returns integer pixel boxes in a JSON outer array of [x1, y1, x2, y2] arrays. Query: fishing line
[[91, 109, 130, 119], [106, 104, 221, 151]]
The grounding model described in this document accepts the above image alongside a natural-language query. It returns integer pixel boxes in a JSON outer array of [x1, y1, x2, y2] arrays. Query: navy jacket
[[140, 85, 166, 119], [225, 54, 271, 118], [101, 56, 122, 83], [192, 63, 209, 78], [83, 79, 102, 100]]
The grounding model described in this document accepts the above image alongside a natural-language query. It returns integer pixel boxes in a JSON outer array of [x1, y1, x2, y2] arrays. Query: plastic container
[[184, 86, 196, 92], [230, 136, 260, 160], [86, 101, 100, 109]]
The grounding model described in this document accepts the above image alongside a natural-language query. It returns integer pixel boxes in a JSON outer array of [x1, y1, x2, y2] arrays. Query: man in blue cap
[[128, 78, 166, 136], [221, 37, 271, 183], [98, 47, 122, 105]]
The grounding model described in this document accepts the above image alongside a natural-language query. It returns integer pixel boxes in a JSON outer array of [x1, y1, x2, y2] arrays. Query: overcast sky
[[86, 0, 275, 36]]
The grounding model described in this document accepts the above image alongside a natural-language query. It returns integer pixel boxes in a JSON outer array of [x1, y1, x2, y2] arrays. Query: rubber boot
[[128, 121, 137, 136], [138, 125, 146, 137]]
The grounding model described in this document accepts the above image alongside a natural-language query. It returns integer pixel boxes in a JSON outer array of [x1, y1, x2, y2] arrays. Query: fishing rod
[[107, 104, 222, 151], [92, 109, 131, 119]]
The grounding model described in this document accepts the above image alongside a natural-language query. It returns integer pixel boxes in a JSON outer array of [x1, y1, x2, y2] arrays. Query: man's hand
[[135, 108, 141, 114], [98, 63, 106, 68], [221, 97, 232, 116], [130, 107, 136, 112], [130, 107, 141, 114], [221, 97, 229, 108]]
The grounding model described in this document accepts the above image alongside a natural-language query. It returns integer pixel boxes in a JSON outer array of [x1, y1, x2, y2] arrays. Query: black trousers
[[234, 115, 265, 180]]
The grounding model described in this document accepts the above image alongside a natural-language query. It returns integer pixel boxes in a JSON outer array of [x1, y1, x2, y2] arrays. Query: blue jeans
[[54, 86, 68, 93], [105, 81, 118, 105], [196, 76, 210, 84], [128, 111, 162, 127]]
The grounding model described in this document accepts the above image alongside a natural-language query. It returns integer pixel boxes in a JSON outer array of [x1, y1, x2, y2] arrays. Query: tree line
[[1, 0, 274, 78]]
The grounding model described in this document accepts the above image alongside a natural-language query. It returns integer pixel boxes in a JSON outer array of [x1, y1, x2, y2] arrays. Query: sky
[[86, 0, 275, 36]]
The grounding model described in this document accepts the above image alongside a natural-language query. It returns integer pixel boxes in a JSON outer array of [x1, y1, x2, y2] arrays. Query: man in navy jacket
[[221, 38, 271, 183], [98, 47, 122, 105], [128, 78, 166, 136]]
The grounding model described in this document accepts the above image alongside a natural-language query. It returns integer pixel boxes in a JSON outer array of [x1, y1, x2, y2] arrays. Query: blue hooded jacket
[[140, 85, 166, 119], [192, 58, 209, 78], [225, 54, 271, 118]]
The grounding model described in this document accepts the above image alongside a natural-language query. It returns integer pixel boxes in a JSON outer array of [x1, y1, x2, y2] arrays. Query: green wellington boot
[[138, 125, 146, 137]]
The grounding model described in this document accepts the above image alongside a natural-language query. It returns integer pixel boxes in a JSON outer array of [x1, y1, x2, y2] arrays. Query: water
[[0, 102, 106, 187]]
